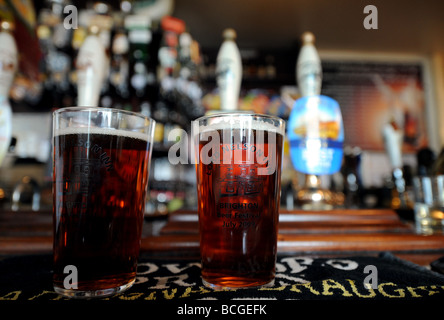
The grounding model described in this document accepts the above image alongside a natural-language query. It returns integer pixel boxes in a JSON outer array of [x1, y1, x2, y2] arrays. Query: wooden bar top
[[1, 208, 443, 266]]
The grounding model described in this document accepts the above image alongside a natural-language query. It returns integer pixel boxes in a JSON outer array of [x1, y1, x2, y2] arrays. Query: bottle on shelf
[[157, 15, 185, 81], [178, 32, 194, 80], [37, 0, 75, 108], [125, 13, 152, 99], [106, 18, 130, 109], [416, 146, 435, 176], [341, 146, 363, 208], [432, 147, 444, 175]]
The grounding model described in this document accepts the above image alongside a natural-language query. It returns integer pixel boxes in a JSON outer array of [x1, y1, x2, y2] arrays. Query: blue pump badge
[[287, 95, 344, 175]]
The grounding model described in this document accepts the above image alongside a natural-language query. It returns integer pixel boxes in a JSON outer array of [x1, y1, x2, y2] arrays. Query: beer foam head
[[195, 113, 285, 136], [54, 126, 152, 142]]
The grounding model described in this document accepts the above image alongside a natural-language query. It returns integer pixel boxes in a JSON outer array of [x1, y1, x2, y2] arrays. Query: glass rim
[[194, 111, 286, 136], [194, 111, 286, 137], [195, 111, 284, 124], [53, 106, 155, 123]]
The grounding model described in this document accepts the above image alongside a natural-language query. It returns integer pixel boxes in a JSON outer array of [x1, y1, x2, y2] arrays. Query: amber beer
[[195, 113, 285, 288], [52, 107, 154, 298]]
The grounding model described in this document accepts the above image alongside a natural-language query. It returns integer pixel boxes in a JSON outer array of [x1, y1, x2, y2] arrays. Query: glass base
[[202, 277, 275, 290], [54, 278, 135, 299]]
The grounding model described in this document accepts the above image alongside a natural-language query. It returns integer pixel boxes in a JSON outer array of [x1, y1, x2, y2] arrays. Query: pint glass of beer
[[52, 107, 155, 298], [194, 112, 285, 289]]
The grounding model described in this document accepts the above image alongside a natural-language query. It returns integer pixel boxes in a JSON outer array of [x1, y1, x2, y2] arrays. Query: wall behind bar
[[173, 0, 444, 150], [173, 0, 444, 52]]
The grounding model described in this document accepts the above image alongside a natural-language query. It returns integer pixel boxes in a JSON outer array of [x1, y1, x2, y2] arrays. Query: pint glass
[[194, 112, 285, 289], [52, 107, 155, 298]]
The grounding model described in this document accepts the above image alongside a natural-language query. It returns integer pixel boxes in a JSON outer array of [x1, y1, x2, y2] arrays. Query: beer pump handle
[[294, 31, 322, 184], [76, 25, 107, 107], [216, 28, 242, 111], [382, 119, 404, 170], [382, 119, 412, 209], [0, 20, 18, 166], [289, 32, 346, 209], [296, 31, 322, 97]]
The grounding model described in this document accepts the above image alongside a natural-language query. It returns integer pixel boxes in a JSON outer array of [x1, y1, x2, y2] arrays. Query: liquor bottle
[[342, 146, 362, 208], [37, 0, 74, 108], [177, 32, 205, 119], [105, 13, 130, 109], [216, 28, 242, 111], [288, 32, 344, 210], [417, 147, 435, 176], [0, 20, 18, 166], [432, 147, 444, 175], [157, 15, 185, 80], [178, 32, 193, 80], [125, 13, 152, 98]]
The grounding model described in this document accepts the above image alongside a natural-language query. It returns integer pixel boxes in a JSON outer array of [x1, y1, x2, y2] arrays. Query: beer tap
[[382, 118, 412, 210], [288, 32, 344, 210], [0, 20, 18, 167], [296, 32, 322, 97], [76, 24, 107, 107], [296, 32, 325, 209], [216, 28, 242, 111]]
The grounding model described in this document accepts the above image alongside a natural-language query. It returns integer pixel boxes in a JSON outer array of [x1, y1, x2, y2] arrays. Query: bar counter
[[1, 208, 444, 306], [2, 208, 444, 264]]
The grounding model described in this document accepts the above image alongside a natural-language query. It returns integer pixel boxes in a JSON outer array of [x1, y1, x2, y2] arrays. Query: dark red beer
[[53, 128, 151, 295], [196, 122, 284, 288]]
